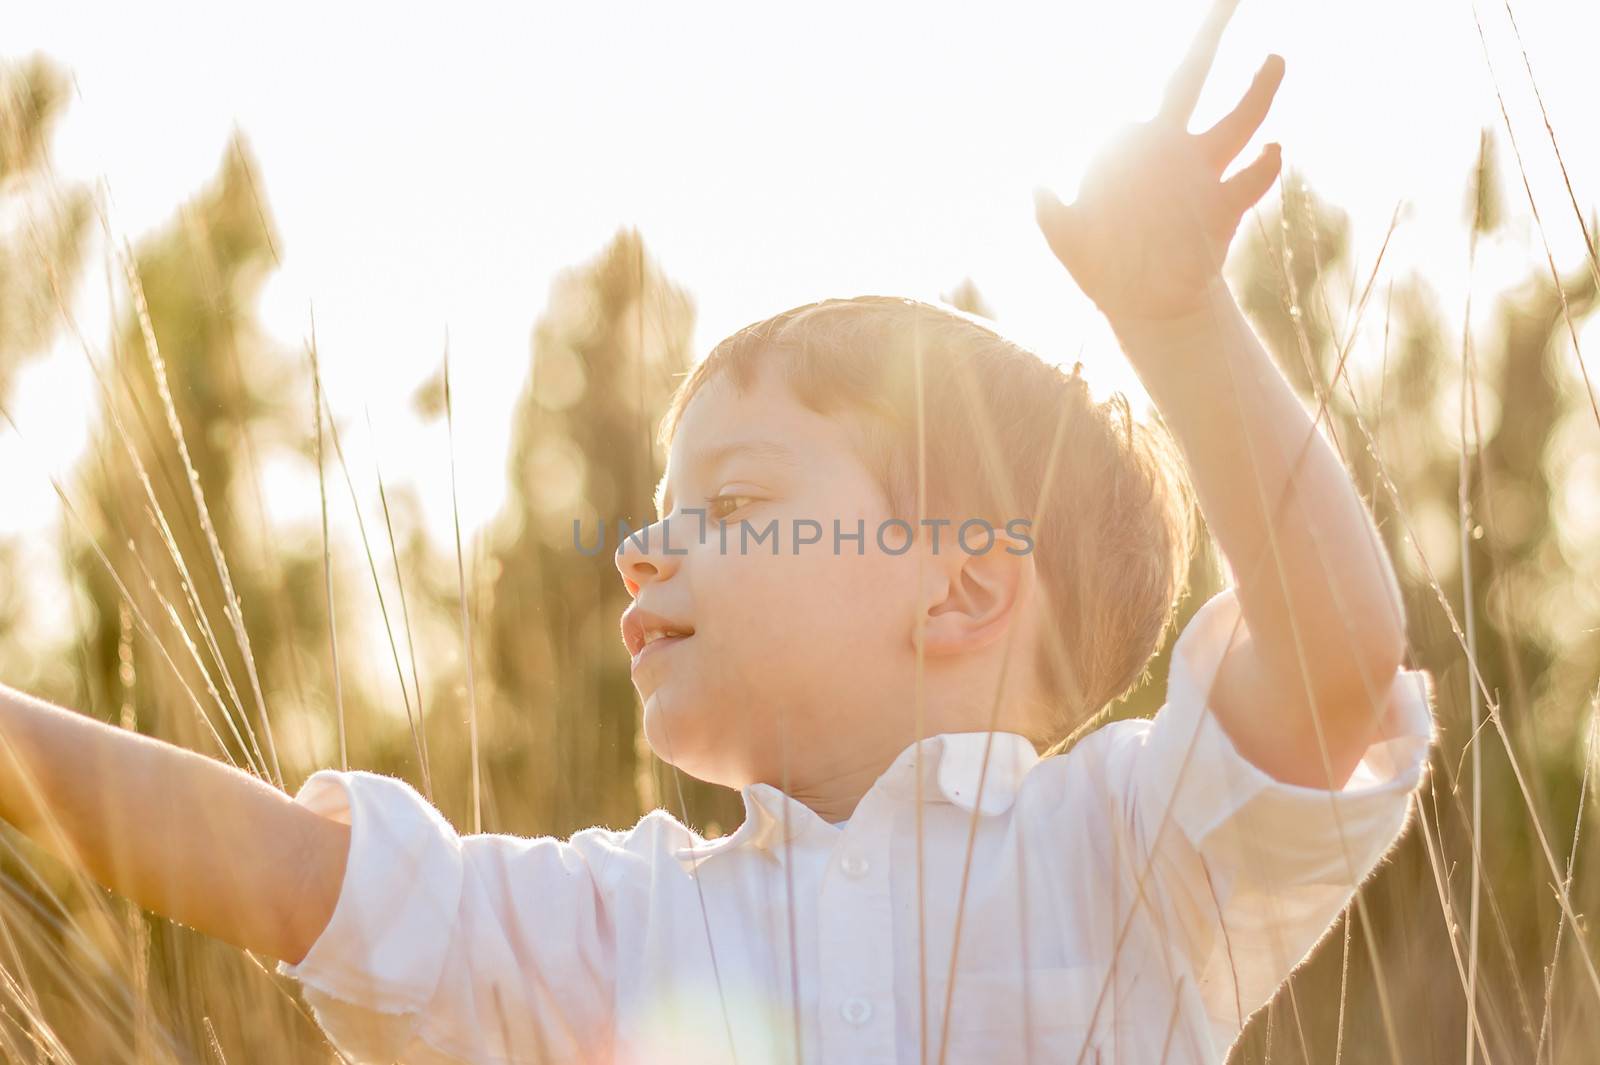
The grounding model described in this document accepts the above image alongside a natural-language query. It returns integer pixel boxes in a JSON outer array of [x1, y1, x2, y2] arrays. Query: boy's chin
[[640, 698, 734, 786]]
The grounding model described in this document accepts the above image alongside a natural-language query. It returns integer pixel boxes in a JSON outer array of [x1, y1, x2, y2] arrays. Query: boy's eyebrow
[[654, 439, 799, 519]]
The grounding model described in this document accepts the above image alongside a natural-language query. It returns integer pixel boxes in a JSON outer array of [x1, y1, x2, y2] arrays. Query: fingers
[[1197, 54, 1285, 172], [1158, 0, 1243, 131], [1033, 187, 1084, 272], [1219, 142, 1282, 222]]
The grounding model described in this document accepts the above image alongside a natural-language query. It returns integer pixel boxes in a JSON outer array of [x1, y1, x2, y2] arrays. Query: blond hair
[[659, 296, 1198, 752]]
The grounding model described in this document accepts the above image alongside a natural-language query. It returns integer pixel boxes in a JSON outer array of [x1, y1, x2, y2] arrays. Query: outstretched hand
[[1034, 0, 1285, 325]]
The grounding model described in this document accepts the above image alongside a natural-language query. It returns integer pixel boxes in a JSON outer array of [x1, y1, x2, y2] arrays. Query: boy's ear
[[914, 528, 1036, 658]]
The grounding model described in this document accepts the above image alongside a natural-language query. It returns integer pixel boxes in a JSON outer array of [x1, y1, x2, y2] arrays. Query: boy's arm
[[0, 682, 350, 964], [1034, 1, 1406, 789], [1112, 287, 1406, 791]]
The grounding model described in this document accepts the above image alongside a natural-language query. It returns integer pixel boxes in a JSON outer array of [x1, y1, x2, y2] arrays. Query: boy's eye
[[707, 494, 757, 521]]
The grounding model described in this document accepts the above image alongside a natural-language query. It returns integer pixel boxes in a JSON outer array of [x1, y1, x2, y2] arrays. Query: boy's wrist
[[1106, 278, 1247, 377]]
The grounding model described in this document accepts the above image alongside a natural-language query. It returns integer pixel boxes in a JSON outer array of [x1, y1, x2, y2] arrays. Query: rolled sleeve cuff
[[1134, 587, 1438, 887], [274, 769, 465, 1014]]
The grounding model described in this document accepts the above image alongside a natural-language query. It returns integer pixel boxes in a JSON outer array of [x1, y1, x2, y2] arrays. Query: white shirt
[[277, 587, 1436, 1064]]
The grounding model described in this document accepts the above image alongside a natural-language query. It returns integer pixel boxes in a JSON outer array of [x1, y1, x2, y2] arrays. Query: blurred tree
[[1466, 126, 1506, 242], [0, 53, 91, 403], [70, 131, 298, 770], [479, 227, 742, 838], [0, 541, 23, 641], [940, 277, 996, 320], [1232, 167, 1353, 403], [0, 54, 91, 668]]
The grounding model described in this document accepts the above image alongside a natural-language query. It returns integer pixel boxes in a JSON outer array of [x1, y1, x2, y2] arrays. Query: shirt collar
[[672, 730, 1040, 871]]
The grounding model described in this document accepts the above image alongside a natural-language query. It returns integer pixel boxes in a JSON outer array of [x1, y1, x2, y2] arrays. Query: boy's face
[[616, 360, 949, 791]]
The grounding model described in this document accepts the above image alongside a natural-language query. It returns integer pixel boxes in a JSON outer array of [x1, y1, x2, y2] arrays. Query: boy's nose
[[614, 518, 681, 595]]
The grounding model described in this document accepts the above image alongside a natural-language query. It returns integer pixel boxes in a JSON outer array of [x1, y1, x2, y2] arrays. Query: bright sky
[[5, 0, 1599, 615]]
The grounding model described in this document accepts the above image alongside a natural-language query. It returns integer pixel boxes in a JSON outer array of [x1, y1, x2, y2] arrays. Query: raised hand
[[1034, 0, 1285, 324]]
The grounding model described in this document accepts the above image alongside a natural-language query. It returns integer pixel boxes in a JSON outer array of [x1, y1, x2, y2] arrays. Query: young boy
[[0, 5, 1434, 1063]]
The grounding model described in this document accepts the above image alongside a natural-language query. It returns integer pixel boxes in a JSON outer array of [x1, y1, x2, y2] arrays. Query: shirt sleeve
[[1102, 586, 1436, 1044], [274, 769, 615, 1065]]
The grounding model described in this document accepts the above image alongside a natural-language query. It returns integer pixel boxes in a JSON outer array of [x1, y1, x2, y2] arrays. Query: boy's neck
[[778, 756, 890, 824]]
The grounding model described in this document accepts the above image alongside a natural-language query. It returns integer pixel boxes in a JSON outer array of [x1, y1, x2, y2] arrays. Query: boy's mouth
[[621, 606, 696, 661], [630, 631, 691, 671]]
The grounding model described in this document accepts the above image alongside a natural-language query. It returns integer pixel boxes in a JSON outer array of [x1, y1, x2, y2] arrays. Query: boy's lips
[[630, 632, 691, 671], [620, 605, 696, 660]]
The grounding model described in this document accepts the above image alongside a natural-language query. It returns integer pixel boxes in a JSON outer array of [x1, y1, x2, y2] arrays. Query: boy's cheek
[[703, 542, 902, 656]]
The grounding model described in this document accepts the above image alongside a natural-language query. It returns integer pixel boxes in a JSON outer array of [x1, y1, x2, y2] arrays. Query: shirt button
[[840, 996, 873, 1025], [840, 853, 869, 879]]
